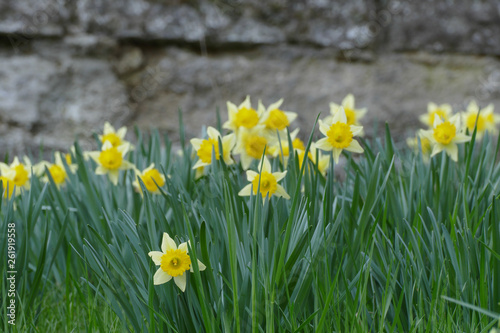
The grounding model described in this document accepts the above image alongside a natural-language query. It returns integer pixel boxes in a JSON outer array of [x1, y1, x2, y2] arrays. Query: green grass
[[1, 122, 500, 332]]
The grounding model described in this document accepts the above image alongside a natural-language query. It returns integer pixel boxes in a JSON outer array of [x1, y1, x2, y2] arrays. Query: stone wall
[[1, 0, 499, 156]]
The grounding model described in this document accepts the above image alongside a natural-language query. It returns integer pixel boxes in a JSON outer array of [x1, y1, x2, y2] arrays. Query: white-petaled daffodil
[[34, 152, 77, 188], [99, 121, 133, 150], [421, 114, 471, 162], [462, 100, 500, 140], [238, 156, 290, 201], [190, 127, 236, 169], [0, 156, 31, 192], [87, 141, 135, 185], [419, 102, 453, 128], [148, 232, 206, 292], [233, 125, 274, 170], [223, 96, 262, 132], [323, 94, 367, 135], [259, 98, 297, 132], [132, 163, 166, 195], [316, 107, 364, 164]]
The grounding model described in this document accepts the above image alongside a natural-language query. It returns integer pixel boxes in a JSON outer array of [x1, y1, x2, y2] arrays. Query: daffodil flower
[[462, 101, 500, 140], [148, 232, 206, 292], [190, 127, 236, 169], [267, 128, 304, 167], [223, 96, 262, 132], [34, 152, 78, 188], [419, 102, 453, 128], [421, 115, 471, 162], [238, 156, 290, 201], [259, 98, 297, 132], [316, 107, 364, 164], [406, 130, 432, 162], [297, 142, 330, 176], [324, 94, 367, 134], [233, 126, 274, 170], [0, 156, 31, 192], [87, 141, 135, 185], [132, 163, 166, 195], [99, 122, 133, 150]]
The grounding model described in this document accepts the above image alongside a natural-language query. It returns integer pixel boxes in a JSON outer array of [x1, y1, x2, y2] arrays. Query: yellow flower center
[[160, 249, 191, 277], [466, 113, 486, 132], [245, 135, 268, 159], [197, 138, 220, 164], [0, 176, 15, 198], [99, 147, 123, 170], [252, 171, 278, 197], [420, 137, 431, 155], [13, 164, 29, 187], [344, 108, 356, 126], [48, 165, 67, 185], [101, 133, 122, 147], [327, 123, 353, 149], [292, 138, 305, 151], [234, 107, 259, 128], [433, 122, 456, 145], [429, 110, 447, 125], [265, 109, 289, 130], [141, 168, 165, 192]]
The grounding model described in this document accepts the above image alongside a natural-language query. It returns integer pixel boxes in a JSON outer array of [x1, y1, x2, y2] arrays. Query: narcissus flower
[[0, 156, 31, 191], [462, 101, 500, 139], [99, 122, 132, 150], [87, 141, 135, 185], [34, 152, 78, 187], [259, 99, 297, 132], [267, 128, 304, 166], [324, 94, 367, 134], [297, 142, 330, 176], [419, 103, 453, 128], [316, 108, 364, 164], [223, 96, 262, 132], [148, 232, 206, 292], [132, 164, 166, 194], [190, 127, 236, 169], [421, 115, 471, 162], [0, 176, 16, 199], [407, 131, 432, 162], [238, 156, 289, 201], [233, 126, 273, 170]]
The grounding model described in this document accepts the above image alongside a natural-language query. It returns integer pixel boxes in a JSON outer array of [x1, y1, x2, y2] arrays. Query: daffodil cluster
[[409, 100, 499, 162]]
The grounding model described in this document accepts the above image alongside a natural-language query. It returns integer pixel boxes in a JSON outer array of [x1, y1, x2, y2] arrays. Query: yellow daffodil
[[421, 115, 471, 162], [99, 121, 132, 150], [316, 108, 364, 164], [34, 152, 77, 187], [0, 156, 31, 192], [148, 232, 206, 292], [238, 156, 290, 201], [223, 96, 262, 132], [407, 130, 432, 162], [419, 102, 453, 128], [259, 99, 297, 132], [0, 175, 16, 199], [324, 94, 367, 134], [233, 126, 274, 170], [462, 101, 500, 140], [87, 141, 135, 185], [267, 128, 304, 166], [190, 127, 236, 169], [297, 142, 330, 176], [132, 163, 166, 195]]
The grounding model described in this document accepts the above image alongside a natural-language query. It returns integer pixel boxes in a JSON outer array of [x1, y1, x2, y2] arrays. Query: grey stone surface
[[385, 0, 500, 55], [0, 0, 500, 156]]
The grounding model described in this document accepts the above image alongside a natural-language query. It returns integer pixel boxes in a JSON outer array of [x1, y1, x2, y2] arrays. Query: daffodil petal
[[162, 233, 177, 252], [174, 273, 187, 292], [148, 251, 164, 265], [154, 268, 172, 285]]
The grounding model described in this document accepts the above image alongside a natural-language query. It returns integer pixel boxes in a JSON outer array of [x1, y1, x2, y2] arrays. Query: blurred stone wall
[[1, 0, 499, 156]]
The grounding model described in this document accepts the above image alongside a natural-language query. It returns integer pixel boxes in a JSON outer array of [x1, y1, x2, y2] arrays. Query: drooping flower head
[[88, 141, 135, 185], [223, 96, 262, 132], [462, 101, 500, 140], [316, 107, 364, 164], [190, 127, 236, 169], [148, 232, 206, 292], [324, 94, 367, 134], [132, 163, 166, 195], [419, 102, 453, 128], [238, 156, 290, 201], [421, 114, 471, 162]]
